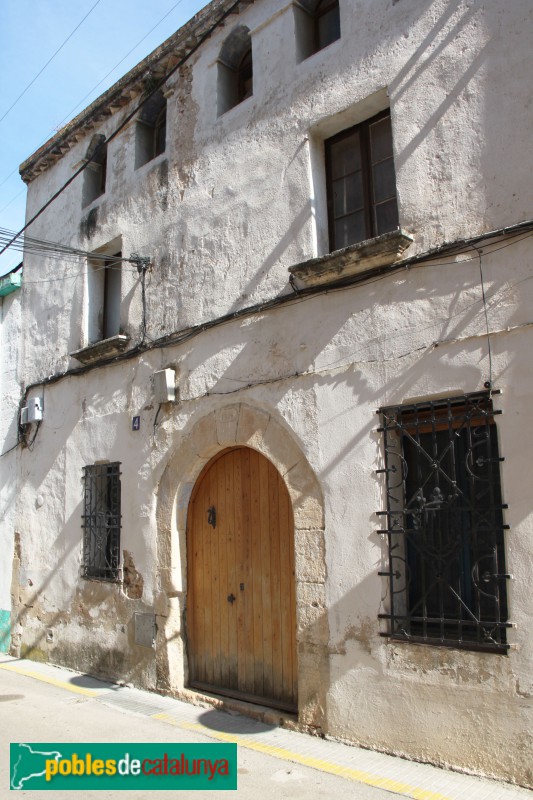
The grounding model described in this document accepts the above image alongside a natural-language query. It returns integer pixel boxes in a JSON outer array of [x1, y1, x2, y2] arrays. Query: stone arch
[[155, 403, 328, 729]]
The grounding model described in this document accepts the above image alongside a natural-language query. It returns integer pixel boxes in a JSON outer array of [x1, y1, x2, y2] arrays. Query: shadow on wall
[[178, 247, 486, 414], [10, 528, 80, 663], [390, 1, 532, 234]]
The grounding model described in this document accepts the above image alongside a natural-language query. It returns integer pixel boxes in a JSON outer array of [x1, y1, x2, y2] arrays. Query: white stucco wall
[[0, 285, 21, 651], [9, 0, 533, 787]]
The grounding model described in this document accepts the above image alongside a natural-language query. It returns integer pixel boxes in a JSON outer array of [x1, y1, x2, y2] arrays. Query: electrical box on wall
[[153, 369, 176, 403], [20, 397, 43, 425]]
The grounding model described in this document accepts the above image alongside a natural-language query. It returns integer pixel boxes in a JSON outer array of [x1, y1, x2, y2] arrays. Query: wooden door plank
[[200, 479, 212, 685], [234, 449, 247, 691], [226, 450, 238, 689], [186, 498, 197, 683], [204, 461, 221, 685], [278, 476, 297, 704], [288, 487, 297, 704], [239, 448, 255, 694], [268, 461, 283, 702], [249, 449, 264, 699], [259, 452, 273, 700], [192, 480, 207, 683], [217, 453, 230, 689], [188, 446, 297, 711]]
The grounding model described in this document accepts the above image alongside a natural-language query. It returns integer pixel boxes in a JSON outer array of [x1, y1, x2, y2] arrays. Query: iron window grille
[[82, 463, 121, 581], [377, 392, 511, 653]]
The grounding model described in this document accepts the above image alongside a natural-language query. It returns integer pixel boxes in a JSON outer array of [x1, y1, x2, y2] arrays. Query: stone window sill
[[288, 230, 414, 289], [71, 334, 130, 365]]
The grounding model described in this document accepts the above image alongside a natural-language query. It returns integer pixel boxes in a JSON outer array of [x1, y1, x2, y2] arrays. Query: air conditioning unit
[[21, 397, 43, 425]]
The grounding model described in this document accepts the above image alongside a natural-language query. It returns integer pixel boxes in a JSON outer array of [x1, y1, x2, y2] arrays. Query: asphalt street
[[1, 657, 531, 800]]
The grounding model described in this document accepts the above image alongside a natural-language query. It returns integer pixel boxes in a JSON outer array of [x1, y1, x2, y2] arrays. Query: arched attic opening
[[135, 89, 167, 168], [217, 26, 253, 116]]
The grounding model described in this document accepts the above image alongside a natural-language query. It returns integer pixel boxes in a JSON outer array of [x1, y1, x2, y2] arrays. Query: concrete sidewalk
[[1, 655, 531, 799]]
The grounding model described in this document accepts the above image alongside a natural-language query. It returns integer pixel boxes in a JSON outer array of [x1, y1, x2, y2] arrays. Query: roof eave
[[19, 0, 252, 184]]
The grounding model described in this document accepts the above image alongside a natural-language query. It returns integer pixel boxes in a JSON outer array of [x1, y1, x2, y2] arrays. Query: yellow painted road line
[[0, 662, 100, 697], [151, 713, 451, 800]]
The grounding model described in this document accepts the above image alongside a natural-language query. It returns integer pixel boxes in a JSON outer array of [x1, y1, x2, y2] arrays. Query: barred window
[[82, 463, 121, 581], [377, 393, 511, 653]]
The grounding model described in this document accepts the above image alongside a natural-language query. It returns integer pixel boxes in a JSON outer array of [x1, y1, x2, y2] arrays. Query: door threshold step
[[176, 685, 299, 731]]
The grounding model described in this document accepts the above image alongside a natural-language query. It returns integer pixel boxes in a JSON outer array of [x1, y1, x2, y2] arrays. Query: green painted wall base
[[0, 609, 11, 653]]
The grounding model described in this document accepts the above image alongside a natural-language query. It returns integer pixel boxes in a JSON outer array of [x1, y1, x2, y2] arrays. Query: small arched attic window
[[135, 89, 167, 168], [82, 133, 107, 207], [217, 26, 253, 116], [294, 0, 341, 62]]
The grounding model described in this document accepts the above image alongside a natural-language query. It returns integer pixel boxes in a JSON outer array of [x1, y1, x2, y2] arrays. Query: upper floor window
[[217, 26, 253, 116], [237, 47, 253, 103], [295, 0, 341, 62], [135, 89, 167, 168], [88, 250, 122, 343], [378, 393, 510, 653], [315, 0, 341, 50], [82, 133, 107, 207], [325, 110, 399, 251]]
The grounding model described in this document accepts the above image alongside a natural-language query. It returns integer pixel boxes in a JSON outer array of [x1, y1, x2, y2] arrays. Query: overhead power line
[[0, 226, 114, 259], [0, 188, 25, 214], [0, 227, 141, 278], [0, 0, 186, 194], [0, 0, 242, 260], [54, 0, 188, 134], [0, 0, 103, 126]]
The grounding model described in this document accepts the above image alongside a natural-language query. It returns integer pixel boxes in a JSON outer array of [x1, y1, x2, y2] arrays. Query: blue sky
[[0, 0, 208, 276]]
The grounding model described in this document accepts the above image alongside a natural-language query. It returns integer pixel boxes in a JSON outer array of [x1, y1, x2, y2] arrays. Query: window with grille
[[82, 463, 121, 581], [377, 393, 511, 653], [325, 110, 399, 251]]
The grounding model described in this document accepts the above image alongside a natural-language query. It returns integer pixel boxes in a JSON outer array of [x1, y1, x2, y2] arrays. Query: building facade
[[3, 0, 533, 786], [0, 265, 22, 652]]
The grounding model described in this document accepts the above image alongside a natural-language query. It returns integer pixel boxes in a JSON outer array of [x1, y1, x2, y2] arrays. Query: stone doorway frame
[[155, 403, 328, 730]]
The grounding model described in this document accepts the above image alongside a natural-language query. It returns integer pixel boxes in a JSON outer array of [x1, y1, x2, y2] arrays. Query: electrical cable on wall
[[471, 242, 493, 393], [6, 272, 533, 456], [13, 226, 533, 409]]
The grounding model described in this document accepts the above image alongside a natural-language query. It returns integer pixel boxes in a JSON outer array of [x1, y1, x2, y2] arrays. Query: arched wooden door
[[187, 447, 297, 712]]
